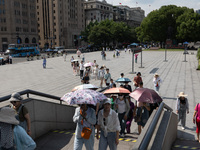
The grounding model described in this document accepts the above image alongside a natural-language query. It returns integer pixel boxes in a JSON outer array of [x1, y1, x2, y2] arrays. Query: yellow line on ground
[[65, 132, 71, 134], [125, 139, 132, 142], [174, 145, 180, 147], [191, 147, 198, 150], [132, 140, 137, 142], [119, 138, 124, 141], [53, 130, 59, 132], [182, 146, 189, 148]]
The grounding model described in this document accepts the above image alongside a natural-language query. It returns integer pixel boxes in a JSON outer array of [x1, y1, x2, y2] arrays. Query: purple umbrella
[[129, 88, 162, 103], [61, 89, 107, 105]]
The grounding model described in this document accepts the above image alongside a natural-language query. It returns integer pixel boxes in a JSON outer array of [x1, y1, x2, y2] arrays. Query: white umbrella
[[72, 84, 99, 91]]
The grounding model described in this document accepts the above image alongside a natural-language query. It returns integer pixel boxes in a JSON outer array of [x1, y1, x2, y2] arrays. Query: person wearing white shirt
[[153, 73, 162, 94], [97, 99, 120, 150], [79, 61, 84, 79], [116, 94, 130, 137]]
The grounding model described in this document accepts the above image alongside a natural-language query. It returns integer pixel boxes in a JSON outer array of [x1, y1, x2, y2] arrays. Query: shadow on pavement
[[35, 130, 74, 150]]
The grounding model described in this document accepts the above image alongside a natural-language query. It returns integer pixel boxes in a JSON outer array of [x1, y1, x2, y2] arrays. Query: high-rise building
[[196, 9, 200, 14], [113, 5, 145, 27], [84, 0, 113, 25], [0, 0, 38, 52], [36, 0, 85, 49]]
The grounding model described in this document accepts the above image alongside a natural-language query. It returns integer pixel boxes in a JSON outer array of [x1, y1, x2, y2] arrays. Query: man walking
[[104, 68, 111, 87]]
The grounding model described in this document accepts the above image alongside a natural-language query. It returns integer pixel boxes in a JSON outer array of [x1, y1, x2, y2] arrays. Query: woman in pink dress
[[193, 103, 200, 143]]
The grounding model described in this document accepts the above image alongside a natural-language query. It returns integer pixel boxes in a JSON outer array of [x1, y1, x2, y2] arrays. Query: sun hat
[[104, 98, 111, 104], [178, 92, 188, 97], [0, 107, 19, 125], [154, 73, 159, 77], [9, 92, 23, 102]]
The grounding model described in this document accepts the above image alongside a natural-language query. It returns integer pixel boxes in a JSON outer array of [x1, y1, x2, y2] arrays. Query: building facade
[[196, 9, 200, 14], [113, 5, 145, 27], [0, 0, 38, 52], [36, 0, 85, 49], [84, 0, 113, 25]]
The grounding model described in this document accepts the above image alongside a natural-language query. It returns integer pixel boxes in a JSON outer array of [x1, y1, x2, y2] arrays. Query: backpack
[[127, 107, 134, 120]]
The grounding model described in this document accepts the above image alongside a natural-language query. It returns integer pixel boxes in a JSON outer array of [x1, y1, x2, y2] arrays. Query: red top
[[195, 104, 200, 120], [134, 76, 142, 87]]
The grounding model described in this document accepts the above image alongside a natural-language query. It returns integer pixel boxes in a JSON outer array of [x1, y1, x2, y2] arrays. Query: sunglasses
[[103, 118, 106, 126], [11, 101, 18, 104]]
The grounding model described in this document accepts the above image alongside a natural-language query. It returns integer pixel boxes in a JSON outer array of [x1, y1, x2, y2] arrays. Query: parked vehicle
[[5, 44, 40, 57]]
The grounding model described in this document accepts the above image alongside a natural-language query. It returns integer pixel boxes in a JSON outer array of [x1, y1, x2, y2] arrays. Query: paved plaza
[[0, 49, 200, 149]]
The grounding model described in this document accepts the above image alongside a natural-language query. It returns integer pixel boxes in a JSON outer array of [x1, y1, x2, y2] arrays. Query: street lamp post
[[183, 43, 188, 62], [129, 49, 136, 74], [164, 44, 168, 62]]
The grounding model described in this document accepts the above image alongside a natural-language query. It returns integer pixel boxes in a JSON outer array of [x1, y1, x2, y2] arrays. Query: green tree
[[80, 21, 99, 43], [136, 5, 199, 43], [176, 12, 200, 42]]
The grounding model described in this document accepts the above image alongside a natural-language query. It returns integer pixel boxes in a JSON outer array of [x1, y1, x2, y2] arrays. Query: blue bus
[[5, 44, 40, 57]]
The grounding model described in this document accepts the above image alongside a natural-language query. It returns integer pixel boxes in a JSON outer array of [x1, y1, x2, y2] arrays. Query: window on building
[[91, 5, 93, 8], [2, 38, 7, 42]]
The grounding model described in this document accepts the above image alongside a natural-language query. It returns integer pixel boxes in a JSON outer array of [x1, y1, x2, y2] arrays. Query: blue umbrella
[[45, 48, 54, 52], [115, 78, 131, 83], [130, 43, 138, 46], [183, 42, 189, 45]]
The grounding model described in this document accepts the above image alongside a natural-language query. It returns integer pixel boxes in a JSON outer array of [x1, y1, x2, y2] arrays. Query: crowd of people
[[1, 48, 200, 150]]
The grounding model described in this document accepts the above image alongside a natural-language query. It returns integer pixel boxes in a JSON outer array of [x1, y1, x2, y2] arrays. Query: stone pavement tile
[[1, 50, 200, 141]]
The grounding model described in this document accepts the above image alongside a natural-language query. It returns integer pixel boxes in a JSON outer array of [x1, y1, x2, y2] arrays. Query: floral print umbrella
[[61, 89, 107, 105]]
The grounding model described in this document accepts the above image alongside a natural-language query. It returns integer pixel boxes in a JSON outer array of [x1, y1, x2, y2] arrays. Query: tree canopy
[[81, 19, 137, 47], [136, 5, 200, 43]]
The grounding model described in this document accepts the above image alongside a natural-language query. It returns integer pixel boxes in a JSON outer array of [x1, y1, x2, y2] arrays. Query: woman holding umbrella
[[73, 104, 96, 150]]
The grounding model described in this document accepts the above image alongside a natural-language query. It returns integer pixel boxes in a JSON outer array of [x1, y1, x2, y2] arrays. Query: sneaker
[[182, 127, 185, 130], [121, 133, 125, 138]]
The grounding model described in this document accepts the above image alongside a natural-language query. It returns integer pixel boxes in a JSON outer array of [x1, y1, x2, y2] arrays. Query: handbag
[[134, 107, 143, 122], [81, 127, 92, 139]]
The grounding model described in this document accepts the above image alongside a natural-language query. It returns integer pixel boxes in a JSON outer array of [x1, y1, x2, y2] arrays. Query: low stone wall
[[23, 98, 76, 139]]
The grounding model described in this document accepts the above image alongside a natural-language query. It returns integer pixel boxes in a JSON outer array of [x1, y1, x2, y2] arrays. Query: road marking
[[53, 130, 138, 143], [173, 145, 200, 149]]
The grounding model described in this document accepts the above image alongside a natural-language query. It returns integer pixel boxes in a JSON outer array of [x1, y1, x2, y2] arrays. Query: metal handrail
[[139, 102, 173, 150], [0, 87, 109, 104], [0, 89, 61, 104]]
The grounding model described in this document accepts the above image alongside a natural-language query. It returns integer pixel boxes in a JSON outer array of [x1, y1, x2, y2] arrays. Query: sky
[[106, 0, 200, 16]]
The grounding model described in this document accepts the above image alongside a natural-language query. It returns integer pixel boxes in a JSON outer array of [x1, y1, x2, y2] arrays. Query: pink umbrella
[[77, 50, 81, 56], [129, 88, 162, 103]]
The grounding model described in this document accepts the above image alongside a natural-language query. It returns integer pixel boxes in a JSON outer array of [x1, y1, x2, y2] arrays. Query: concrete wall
[[24, 98, 76, 139], [132, 109, 178, 150]]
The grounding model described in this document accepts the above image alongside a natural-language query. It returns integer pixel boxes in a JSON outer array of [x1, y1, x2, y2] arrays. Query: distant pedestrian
[[135, 54, 138, 63], [110, 79, 115, 88], [123, 82, 132, 92], [70, 56, 74, 67], [96, 99, 120, 150], [98, 66, 105, 88], [82, 54, 85, 63], [73, 104, 96, 150], [193, 103, 200, 143], [176, 92, 189, 130], [93, 64, 99, 80], [104, 68, 111, 87], [43, 56, 46, 68], [77, 49, 81, 58], [80, 61, 84, 79], [0, 107, 36, 150], [81, 72, 90, 84], [9, 55, 12, 64], [120, 73, 124, 78], [153, 73, 162, 94], [133, 72, 142, 89], [63, 52, 66, 61]]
